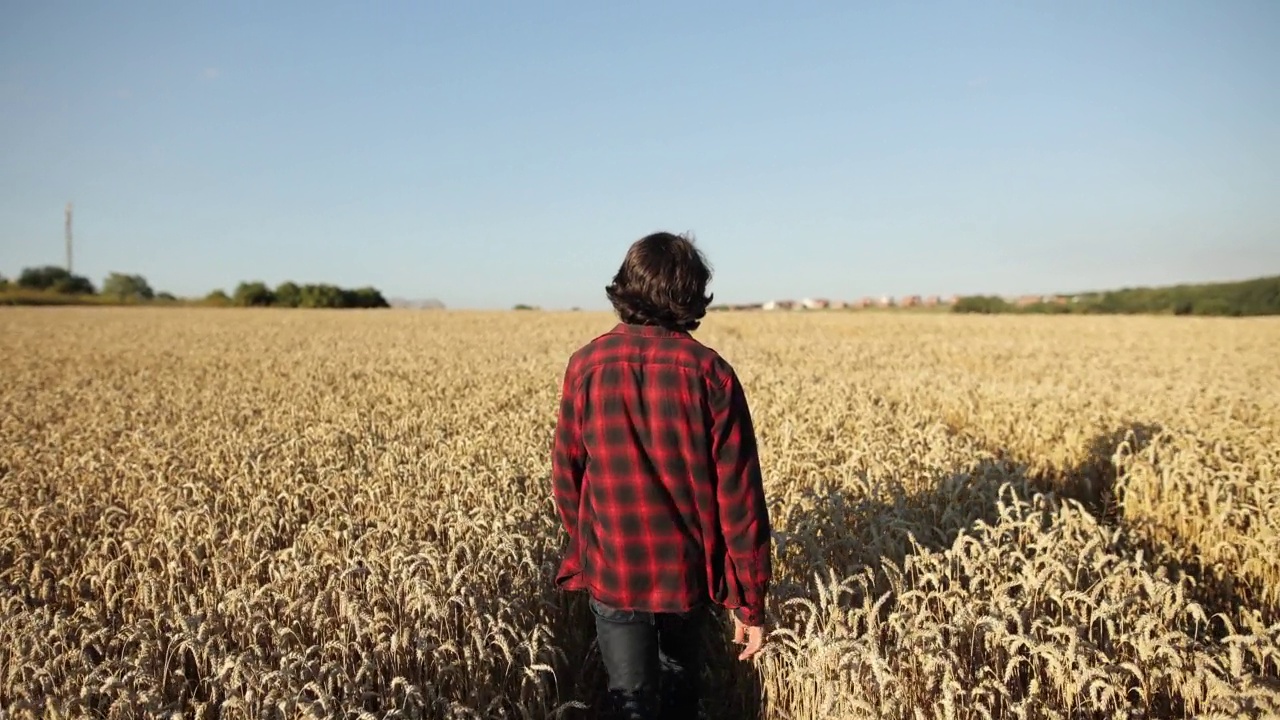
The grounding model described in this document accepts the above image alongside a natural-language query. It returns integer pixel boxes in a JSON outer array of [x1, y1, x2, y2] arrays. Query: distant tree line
[[205, 281, 389, 308], [953, 276, 1280, 317], [1, 265, 389, 309], [3, 266, 99, 295], [0, 266, 165, 303]]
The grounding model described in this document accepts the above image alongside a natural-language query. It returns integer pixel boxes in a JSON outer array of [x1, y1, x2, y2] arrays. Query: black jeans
[[590, 596, 707, 720]]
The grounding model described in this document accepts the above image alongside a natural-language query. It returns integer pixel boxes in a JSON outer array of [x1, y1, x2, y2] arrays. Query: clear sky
[[2, 2, 1277, 309]]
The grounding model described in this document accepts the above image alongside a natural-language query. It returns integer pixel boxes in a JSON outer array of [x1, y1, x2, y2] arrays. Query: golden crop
[[1, 308, 1277, 719]]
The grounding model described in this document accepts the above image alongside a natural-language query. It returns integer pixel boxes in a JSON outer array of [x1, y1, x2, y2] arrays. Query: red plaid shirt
[[551, 322, 772, 626]]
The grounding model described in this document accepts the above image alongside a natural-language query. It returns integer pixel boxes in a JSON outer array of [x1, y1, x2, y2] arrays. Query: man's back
[[552, 321, 771, 627]]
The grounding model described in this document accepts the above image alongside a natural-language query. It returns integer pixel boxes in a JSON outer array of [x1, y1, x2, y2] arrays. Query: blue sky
[[2, 2, 1277, 308]]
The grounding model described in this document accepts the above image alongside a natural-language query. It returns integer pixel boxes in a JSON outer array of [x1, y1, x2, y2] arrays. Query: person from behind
[[551, 231, 772, 720]]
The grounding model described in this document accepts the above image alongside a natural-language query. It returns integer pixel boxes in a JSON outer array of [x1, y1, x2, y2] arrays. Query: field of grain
[[2, 308, 1278, 719]]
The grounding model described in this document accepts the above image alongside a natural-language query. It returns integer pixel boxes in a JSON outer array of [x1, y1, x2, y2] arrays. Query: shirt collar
[[611, 322, 690, 338]]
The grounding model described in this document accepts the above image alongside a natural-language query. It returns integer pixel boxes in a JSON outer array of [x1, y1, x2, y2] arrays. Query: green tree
[[53, 275, 96, 294], [347, 286, 389, 308], [1193, 297, 1235, 316], [18, 265, 96, 294], [275, 281, 302, 308], [952, 295, 1011, 314], [17, 265, 68, 290], [233, 281, 275, 307], [204, 289, 232, 306], [101, 272, 155, 302], [0, 272, 8, 292], [298, 283, 344, 308]]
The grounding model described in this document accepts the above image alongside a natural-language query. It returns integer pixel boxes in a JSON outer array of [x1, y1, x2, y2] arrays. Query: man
[[551, 231, 772, 720]]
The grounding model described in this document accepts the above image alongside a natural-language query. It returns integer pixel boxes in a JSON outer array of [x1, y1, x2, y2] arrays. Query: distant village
[[711, 294, 1077, 312]]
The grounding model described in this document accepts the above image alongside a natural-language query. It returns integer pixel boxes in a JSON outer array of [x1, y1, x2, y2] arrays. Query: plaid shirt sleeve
[[708, 369, 772, 626], [551, 361, 587, 590]]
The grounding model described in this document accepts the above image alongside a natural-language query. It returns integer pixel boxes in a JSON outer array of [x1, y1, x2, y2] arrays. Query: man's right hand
[[732, 613, 766, 661]]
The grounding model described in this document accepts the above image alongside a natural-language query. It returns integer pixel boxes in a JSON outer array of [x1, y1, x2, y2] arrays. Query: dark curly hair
[[606, 232, 714, 332]]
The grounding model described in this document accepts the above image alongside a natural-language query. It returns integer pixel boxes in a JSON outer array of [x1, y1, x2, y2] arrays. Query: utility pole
[[65, 202, 74, 274]]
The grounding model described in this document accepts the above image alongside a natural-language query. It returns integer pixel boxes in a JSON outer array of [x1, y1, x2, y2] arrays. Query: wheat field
[[1, 307, 1278, 719]]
